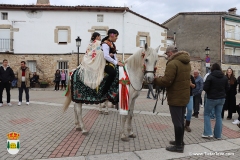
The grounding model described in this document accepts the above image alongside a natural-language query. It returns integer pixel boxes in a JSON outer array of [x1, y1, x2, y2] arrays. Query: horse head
[[143, 43, 160, 83]]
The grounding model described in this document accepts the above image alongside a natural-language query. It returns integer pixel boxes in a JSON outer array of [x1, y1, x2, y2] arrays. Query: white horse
[[63, 44, 159, 141]]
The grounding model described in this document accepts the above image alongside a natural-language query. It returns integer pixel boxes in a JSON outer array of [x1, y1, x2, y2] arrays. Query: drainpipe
[[122, 10, 127, 61], [221, 16, 223, 66]]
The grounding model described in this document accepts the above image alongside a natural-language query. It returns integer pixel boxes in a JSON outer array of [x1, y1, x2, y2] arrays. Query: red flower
[[92, 52, 96, 59]]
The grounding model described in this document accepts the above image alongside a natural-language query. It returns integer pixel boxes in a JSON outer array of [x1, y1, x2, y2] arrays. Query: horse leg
[[127, 90, 139, 138], [74, 103, 82, 131], [104, 100, 109, 115], [120, 115, 129, 141], [99, 102, 103, 114], [75, 103, 88, 135], [127, 99, 137, 138]]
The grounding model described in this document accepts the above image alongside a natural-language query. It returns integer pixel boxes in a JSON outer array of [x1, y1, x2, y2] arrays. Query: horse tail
[[63, 80, 72, 112]]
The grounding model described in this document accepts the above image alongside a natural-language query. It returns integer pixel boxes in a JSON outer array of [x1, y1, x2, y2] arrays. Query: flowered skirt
[[71, 66, 119, 104]]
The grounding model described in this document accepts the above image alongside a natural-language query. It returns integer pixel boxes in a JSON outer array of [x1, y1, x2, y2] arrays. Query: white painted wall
[[0, 9, 166, 55]]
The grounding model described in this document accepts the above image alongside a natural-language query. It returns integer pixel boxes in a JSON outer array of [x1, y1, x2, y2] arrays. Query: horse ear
[[144, 43, 148, 51], [155, 45, 161, 53]]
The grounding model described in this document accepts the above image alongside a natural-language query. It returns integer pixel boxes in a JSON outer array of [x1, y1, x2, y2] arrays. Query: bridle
[[142, 52, 157, 76], [130, 52, 157, 92], [140, 53, 167, 113]]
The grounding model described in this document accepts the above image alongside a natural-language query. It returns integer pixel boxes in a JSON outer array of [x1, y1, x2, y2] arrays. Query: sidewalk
[[0, 90, 240, 160], [38, 138, 240, 160]]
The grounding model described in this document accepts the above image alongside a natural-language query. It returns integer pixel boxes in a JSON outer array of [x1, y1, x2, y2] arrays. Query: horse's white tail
[[63, 80, 72, 112]]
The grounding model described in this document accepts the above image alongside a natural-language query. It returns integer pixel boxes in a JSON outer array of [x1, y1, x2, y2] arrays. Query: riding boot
[[166, 127, 184, 153]]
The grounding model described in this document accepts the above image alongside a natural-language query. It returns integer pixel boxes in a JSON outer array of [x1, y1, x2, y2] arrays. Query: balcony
[[0, 39, 13, 52], [223, 55, 240, 64]]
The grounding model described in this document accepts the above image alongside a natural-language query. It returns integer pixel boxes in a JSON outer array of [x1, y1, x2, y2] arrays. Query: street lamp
[[75, 36, 82, 66], [205, 47, 210, 73]]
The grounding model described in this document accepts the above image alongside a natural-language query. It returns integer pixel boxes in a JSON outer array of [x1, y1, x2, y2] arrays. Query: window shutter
[[140, 36, 147, 47], [58, 30, 68, 43], [235, 48, 240, 56]]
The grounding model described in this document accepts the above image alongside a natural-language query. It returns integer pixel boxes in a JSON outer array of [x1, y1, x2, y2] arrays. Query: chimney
[[228, 7, 237, 15], [36, 0, 50, 5]]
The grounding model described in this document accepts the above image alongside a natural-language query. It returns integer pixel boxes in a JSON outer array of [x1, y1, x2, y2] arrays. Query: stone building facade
[[162, 8, 240, 77]]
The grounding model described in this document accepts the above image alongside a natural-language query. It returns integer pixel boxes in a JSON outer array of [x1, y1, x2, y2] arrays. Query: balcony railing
[[0, 39, 13, 52], [223, 55, 240, 64], [225, 31, 240, 41]]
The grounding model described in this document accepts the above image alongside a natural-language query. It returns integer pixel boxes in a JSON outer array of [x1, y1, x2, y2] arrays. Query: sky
[[1, 0, 240, 23]]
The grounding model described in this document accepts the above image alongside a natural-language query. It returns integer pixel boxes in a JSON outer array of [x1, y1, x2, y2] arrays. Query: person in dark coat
[[154, 45, 191, 153], [237, 76, 240, 93], [0, 59, 15, 106], [221, 68, 237, 120], [203, 63, 229, 139], [54, 70, 61, 91]]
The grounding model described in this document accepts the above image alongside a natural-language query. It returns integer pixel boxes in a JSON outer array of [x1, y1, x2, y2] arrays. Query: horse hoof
[[99, 111, 103, 114], [82, 131, 89, 135], [104, 112, 109, 115], [121, 137, 129, 142], [76, 127, 82, 131], [129, 134, 136, 138]]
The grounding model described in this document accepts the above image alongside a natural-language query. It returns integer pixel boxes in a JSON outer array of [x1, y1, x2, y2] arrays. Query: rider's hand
[[117, 62, 124, 67], [109, 53, 114, 57]]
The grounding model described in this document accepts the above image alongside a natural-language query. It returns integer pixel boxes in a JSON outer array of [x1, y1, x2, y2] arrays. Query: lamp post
[[205, 47, 210, 73], [75, 36, 82, 66], [173, 32, 176, 46]]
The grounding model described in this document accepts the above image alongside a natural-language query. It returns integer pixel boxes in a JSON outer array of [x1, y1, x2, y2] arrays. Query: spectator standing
[[16, 61, 32, 106], [233, 103, 240, 125], [154, 45, 191, 153], [185, 75, 196, 132], [0, 59, 15, 106], [202, 63, 228, 139], [147, 83, 156, 99], [237, 75, 240, 93], [60, 69, 66, 90], [54, 70, 61, 91], [222, 68, 237, 120], [192, 70, 203, 118]]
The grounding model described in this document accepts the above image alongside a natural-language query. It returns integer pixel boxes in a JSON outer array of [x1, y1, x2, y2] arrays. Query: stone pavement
[[0, 88, 239, 160]]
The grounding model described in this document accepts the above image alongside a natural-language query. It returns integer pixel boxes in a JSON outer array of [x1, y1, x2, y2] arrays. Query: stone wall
[[0, 53, 202, 85], [163, 14, 223, 75]]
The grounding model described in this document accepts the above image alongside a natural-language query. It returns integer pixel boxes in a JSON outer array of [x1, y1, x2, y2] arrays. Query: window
[[58, 30, 68, 44], [225, 24, 235, 39], [0, 29, 10, 52], [225, 47, 234, 55], [136, 32, 150, 47], [0, 62, 2, 66], [95, 30, 106, 39], [140, 36, 147, 47], [27, 61, 37, 72], [58, 61, 69, 83], [1, 12, 8, 20], [97, 15, 103, 22], [234, 48, 240, 56]]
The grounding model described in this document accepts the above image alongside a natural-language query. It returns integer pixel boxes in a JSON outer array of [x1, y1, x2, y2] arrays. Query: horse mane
[[125, 47, 158, 69], [125, 48, 144, 69]]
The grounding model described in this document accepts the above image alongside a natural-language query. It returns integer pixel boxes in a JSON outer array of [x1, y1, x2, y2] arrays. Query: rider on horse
[[101, 29, 124, 94]]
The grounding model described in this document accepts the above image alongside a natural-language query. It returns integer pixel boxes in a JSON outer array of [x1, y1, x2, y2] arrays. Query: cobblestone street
[[0, 89, 240, 160]]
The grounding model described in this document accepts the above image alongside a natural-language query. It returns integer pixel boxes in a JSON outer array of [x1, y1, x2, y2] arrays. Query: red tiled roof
[[0, 4, 168, 29], [162, 12, 226, 25]]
